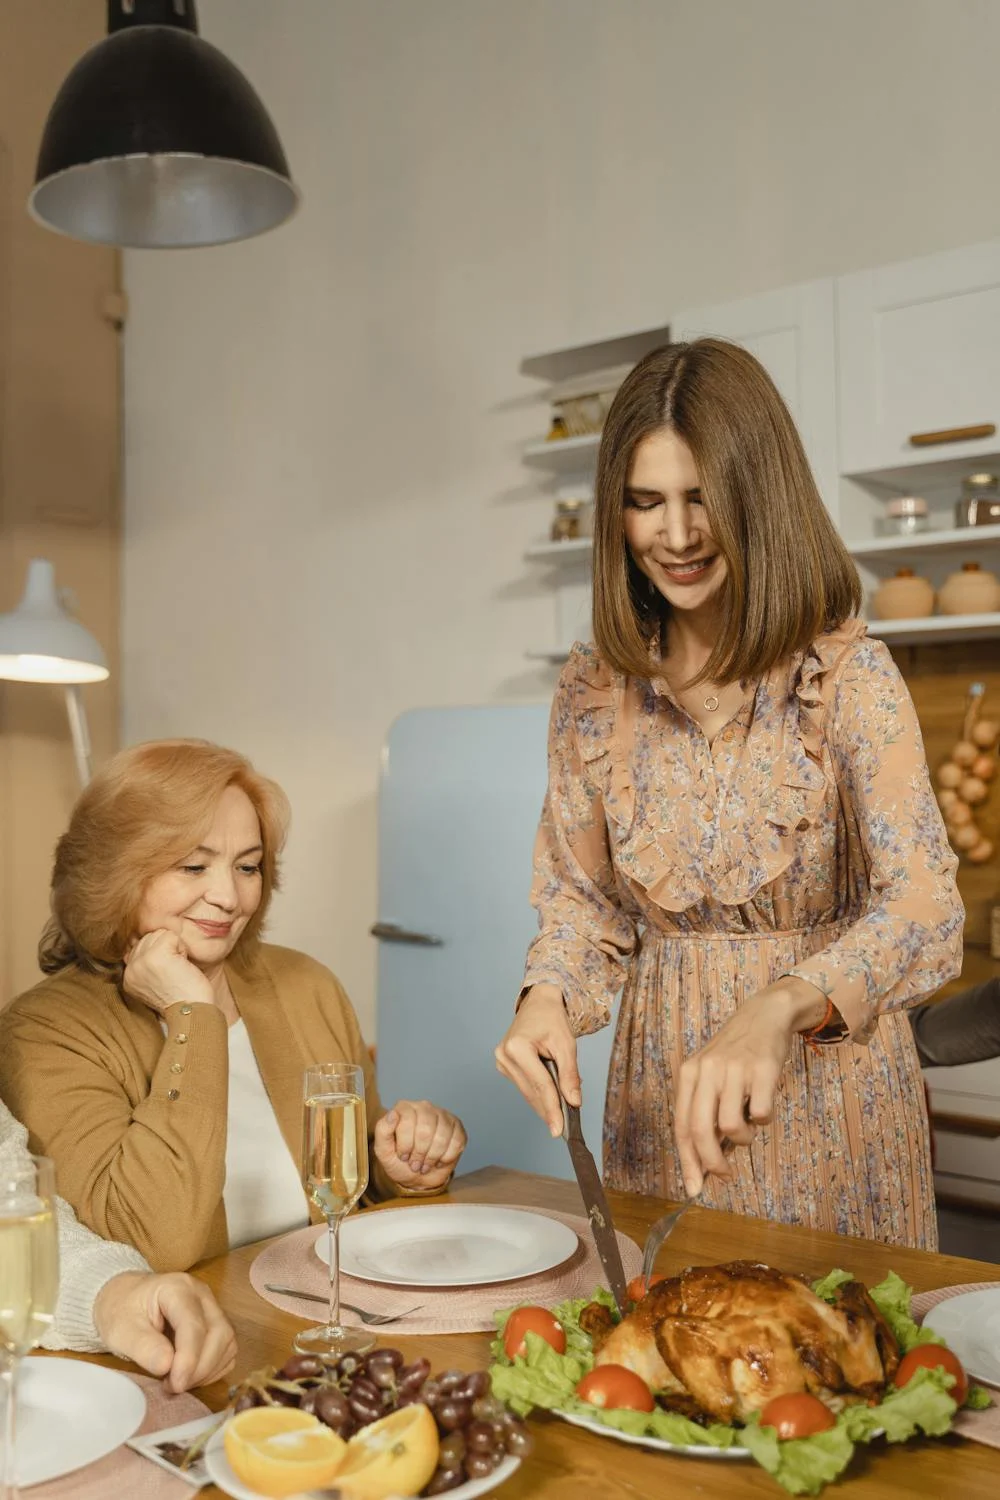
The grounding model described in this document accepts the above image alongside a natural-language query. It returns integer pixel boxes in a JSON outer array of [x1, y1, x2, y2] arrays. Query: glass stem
[[327, 1215, 342, 1334], [0, 1357, 19, 1500]]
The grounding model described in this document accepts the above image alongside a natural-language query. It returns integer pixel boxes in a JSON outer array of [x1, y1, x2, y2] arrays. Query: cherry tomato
[[759, 1393, 836, 1439], [626, 1273, 666, 1303], [895, 1345, 968, 1405], [503, 1306, 566, 1360], [575, 1365, 655, 1413]]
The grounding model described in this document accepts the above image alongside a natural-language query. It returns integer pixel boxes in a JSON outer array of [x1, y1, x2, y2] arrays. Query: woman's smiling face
[[623, 427, 727, 616], [134, 784, 264, 966]]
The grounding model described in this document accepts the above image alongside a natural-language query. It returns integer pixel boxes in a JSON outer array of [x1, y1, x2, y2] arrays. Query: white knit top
[[0, 1099, 148, 1351]]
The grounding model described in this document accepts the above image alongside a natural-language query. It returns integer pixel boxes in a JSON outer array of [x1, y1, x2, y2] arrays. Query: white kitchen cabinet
[[924, 1056, 1000, 1210], [671, 280, 840, 523], [837, 239, 1000, 483]]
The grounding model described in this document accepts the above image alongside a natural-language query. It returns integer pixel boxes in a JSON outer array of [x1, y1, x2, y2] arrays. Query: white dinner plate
[[15, 1356, 147, 1487], [924, 1288, 1000, 1388], [556, 1407, 750, 1459], [318, 1205, 579, 1287], [204, 1426, 520, 1500]]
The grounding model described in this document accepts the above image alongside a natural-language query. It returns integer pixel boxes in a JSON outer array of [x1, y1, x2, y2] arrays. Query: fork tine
[[640, 1202, 688, 1291], [355, 1304, 423, 1325]]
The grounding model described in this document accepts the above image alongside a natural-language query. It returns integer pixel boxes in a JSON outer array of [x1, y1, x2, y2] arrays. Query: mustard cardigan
[[0, 944, 414, 1271]]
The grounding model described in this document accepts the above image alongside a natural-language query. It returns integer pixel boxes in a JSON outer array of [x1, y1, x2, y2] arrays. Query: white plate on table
[[318, 1205, 578, 1287], [556, 1407, 750, 1459], [14, 1356, 147, 1487], [925, 1288, 1000, 1388], [204, 1426, 520, 1499]]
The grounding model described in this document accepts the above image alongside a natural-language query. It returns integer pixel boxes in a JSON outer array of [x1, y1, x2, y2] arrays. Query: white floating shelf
[[524, 537, 594, 563], [867, 612, 1000, 645], [520, 325, 671, 384], [846, 450, 1000, 492], [848, 523, 1000, 560], [522, 433, 601, 472], [526, 648, 572, 664], [528, 614, 1000, 663]]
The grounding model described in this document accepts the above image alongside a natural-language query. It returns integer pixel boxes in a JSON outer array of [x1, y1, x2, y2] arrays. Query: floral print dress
[[523, 622, 963, 1249]]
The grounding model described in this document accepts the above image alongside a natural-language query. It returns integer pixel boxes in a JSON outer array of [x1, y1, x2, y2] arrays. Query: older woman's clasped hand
[[122, 929, 217, 1014], [373, 1101, 467, 1192]]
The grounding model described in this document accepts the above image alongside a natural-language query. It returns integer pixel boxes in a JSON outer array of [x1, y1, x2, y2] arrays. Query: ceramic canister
[[871, 567, 935, 620], [937, 561, 1000, 616]]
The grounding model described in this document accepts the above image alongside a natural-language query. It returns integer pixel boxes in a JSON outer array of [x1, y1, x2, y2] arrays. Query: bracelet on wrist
[[799, 996, 836, 1052]]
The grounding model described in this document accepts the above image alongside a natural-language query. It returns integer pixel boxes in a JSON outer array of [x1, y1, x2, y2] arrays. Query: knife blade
[[543, 1058, 628, 1314]]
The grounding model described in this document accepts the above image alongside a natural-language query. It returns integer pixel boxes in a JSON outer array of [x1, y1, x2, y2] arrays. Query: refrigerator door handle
[[370, 921, 444, 947]]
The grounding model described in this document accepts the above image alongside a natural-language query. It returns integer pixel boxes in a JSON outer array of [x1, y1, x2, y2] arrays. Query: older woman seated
[[0, 740, 466, 1271]]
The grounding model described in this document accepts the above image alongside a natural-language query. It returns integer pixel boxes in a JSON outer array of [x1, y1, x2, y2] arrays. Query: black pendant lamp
[[30, 0, 298, 248]]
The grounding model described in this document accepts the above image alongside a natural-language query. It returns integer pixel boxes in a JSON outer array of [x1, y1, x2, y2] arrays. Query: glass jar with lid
[[955, 473, 1000, 528], [875, 495, 929, 536], [550, 497, 588, 542]]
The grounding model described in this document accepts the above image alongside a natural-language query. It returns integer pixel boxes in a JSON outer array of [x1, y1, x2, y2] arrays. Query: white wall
[[123, 0, 1000, 1035]]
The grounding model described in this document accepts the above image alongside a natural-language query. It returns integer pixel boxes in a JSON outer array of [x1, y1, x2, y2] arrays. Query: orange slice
[[223, 1407, 347, 1497], [333, 1402, 440, 1499]]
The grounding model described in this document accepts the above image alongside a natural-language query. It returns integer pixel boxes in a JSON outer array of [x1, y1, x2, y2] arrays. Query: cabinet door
[[837, 239, 1000, 479], [671, 281, 840, 523]]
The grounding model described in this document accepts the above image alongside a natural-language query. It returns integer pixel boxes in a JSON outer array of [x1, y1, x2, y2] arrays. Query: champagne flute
[[0, 1156, 59, 1500], [296, 1062, 374, 1357]]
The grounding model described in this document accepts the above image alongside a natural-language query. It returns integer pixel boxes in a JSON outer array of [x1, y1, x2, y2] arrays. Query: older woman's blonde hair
[[592, 339, 862, 684], [39, 739, 291, 979]]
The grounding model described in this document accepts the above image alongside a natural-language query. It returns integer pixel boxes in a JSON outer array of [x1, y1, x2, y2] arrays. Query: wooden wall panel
[[891, 640, 1000, 995], [0, 2, 119, 1006]]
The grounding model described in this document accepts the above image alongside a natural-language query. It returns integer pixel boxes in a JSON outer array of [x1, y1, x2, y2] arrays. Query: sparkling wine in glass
[[296, 1063, 373, 1357], [0, 1156, 59, 1500]]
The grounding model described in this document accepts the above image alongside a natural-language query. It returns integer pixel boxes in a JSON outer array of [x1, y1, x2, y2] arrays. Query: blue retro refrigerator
[[373, 704, 614, 1180]]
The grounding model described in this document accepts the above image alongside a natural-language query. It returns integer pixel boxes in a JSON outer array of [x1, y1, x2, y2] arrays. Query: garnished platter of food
[[488, 1261, 994, 1495]]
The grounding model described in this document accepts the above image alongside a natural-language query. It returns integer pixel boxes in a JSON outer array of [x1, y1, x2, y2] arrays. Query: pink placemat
[[27, 1373, 209, 1498], [912, 1281, 1000, 1450], [250, 1206, 642, 1335]]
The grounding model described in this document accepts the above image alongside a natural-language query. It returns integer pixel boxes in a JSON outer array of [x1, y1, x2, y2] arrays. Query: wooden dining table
[[58, 1165, 1000, 1499]]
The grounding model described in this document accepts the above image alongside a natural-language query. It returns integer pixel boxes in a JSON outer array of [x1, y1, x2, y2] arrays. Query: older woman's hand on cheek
[[122, 930, 216, 1015], [374, 1101, 467, 1192]]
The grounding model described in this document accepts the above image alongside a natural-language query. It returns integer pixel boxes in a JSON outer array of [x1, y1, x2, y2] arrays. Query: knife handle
[[542, 1057, 570, 1141]]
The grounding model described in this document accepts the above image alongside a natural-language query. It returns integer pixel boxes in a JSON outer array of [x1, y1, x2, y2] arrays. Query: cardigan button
[[167, 1089, 180, 1100], [179, 1005, 192, 1015], [170, 1062, 184, 1074], [175, 1033, 188, 1044]]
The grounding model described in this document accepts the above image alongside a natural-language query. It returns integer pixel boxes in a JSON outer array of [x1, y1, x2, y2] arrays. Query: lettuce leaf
[[843, 1365, 956, 1442], [867, 1271, 945, 1352], [740, 1419, 854, 1497], [810, 1268, 854, 1302], [967, 1384, 994, 1411], [489, 1329, 589, 1417]]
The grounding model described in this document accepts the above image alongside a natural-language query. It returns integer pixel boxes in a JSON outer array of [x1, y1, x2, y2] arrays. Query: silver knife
[[544, 1058, 628, 1314]]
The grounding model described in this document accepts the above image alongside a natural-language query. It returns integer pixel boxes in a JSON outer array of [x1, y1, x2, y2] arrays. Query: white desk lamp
[[0, 558, 109, 786]]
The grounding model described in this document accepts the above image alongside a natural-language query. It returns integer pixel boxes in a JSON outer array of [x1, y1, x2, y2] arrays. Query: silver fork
[[640, 1137, 737, 1293], [264, 1284, 423, 1325]]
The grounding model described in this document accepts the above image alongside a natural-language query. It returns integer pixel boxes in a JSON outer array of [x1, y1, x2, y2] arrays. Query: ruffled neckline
[[565, 620, 868, 912]]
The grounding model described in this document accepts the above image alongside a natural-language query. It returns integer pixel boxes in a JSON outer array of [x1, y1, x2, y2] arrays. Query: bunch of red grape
[[230, 1345, 532, 1494]]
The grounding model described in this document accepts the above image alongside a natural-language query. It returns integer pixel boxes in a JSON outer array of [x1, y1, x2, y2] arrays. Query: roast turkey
[[591, 1262, 900, 1424]]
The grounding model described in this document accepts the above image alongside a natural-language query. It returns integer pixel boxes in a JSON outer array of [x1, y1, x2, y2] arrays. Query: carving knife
[[543, 1058, 628, 1314]]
